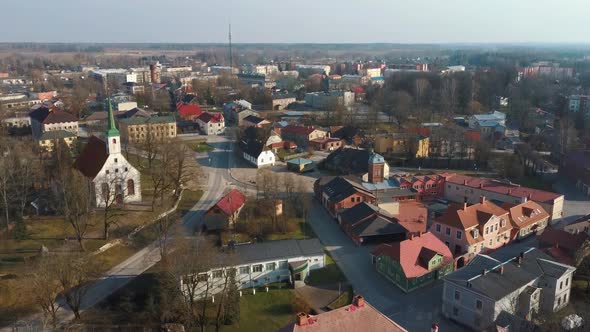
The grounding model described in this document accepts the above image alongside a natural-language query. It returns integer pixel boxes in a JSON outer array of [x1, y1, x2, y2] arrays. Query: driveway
[[306, 198, 469, 332]]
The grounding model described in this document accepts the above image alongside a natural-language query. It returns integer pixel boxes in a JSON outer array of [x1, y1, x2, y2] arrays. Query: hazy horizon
[[1, 0, 589, 44]]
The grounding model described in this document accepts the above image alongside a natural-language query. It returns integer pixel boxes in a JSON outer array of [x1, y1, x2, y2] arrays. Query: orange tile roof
[[505, 201, 550, 230]]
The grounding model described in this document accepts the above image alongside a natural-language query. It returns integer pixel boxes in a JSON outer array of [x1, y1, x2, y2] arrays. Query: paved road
[[2, 135, 234, 331]]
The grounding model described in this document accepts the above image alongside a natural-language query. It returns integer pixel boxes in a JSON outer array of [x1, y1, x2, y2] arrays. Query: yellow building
[[374, 133, 429, 158], [37, 130, 77, 152], [118, 116, 177, 144]]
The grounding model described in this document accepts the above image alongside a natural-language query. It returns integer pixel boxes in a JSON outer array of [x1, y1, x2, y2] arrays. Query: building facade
[[196, 112, 225, 135], [118, 116, 177, 144]]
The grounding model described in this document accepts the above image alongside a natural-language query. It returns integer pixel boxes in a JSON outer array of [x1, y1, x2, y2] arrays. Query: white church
[[74, 98, 142, 207]]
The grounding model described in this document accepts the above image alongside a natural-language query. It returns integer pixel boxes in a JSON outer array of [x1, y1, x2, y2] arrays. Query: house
[[74, 101, 142, 207], [337, 201, 427, 245], [372, 232, 454, 292], [272, 93, 296, 111], [431, 198, 512, 265], [118, 116, 177, 144], [281, 125, 327, 148], [503, 200, 550, 241], [287, 158, 314, 173], [181, 239, 325, 299], [467, 111, 507, 141], [304, 91, 354, 109], [176, 102, 203, 121], [314, 176, 376, 217], [443, 174, 564, 221], [389, 174, 445, 200], [560, 150, 590, 197], [37, 130, 77, 153], [196, 112, 225, 135], [309, 137, 343, 151], [203, 189, 246, 231], [442, 248, 576, 331], [29, 105, 79, 140], [278, 295, 408, 332], [538, 227, 590, 266], [241, 115, 270, 128], [374, 133, 429, 158], [240, 140, 276, 168], [322, 148, 370, 174], [223, 101, 258, 126]]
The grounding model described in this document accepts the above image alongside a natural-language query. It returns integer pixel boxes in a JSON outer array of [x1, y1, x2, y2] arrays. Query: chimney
[[480, 196, 486, 204], [508, 189, 512, 195], [463, 202, 468, 210], [499, 266, 504, 275], [353, 295, 365, 307], [527, 193, 532, 200], [517, 251, 524, 265], [479, 183, 484, 189], [463, 179, 467, 185], [297, 312, 309, 326], [482, 269, 488, 276]]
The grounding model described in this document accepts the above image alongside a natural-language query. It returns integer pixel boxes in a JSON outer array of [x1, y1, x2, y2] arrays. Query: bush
[[291, 294, 311, 314], [12, 216, 28, 240]]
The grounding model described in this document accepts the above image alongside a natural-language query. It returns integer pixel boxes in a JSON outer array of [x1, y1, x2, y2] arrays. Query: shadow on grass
[[263, 303, 293, 316]]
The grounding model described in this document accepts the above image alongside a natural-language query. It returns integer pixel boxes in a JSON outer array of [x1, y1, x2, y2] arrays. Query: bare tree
[[54, 252, 98, 320], [61, 171, 94, 251], [28, 257, 62, 329], [98, 170, 131, 240]]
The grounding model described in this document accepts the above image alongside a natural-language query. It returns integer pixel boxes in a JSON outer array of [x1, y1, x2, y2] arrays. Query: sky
[[1, 0, 589, 44]]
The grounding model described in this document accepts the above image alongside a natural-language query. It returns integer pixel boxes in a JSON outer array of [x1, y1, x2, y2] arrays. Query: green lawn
[[224, 286, 295, 332], [307, 251, 347, 286], [187, 141, 214, 153], [326, 286, 353, 310], [265, 219, 316, 241]]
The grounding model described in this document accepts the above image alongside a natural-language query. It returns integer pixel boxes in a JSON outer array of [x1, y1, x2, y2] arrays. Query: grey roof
[[339, 202, 406, 237], [322, 176, 374, 203], [445, 248, 575, 301], [496, 311, 541, 332], [233, 238, 324, 265]]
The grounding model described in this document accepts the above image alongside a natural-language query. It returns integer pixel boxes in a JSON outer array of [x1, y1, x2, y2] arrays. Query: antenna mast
[[228, 22, 233, 73]]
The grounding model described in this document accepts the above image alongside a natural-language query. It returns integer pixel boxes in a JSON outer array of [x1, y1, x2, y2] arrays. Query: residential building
[[241, 64, 279, 75], [443, 174, 564, 221], [241, 115, 270, 128], [309, 137, 343, 151], [568, 95, 590, 115], [278, 295, 408, 332], [237, 73, 275, 89], [181, 239, 325, 299], [504, 200, 550, 241], [337, 201, 427, 245], [389, 174, 446, 200], [538, 227, 590, 266], [272, 93, 296, 110], [519, 62, 574, 80], [196, 112, 225, 135], [1, 113, 31, 129], [118, 116, 177, 144], [296, 64, 331, 76], [372, 232, 454, 292], [203, 189, 246, 231], [314, 176, 376, 217], [468, 111, 506, 129], [287, 158, 314, 173], [374, 133, 429, 158], [560, 150, 590, 197], [322, 148, 370, 174], [29, 105, 79, 139], [431, 198, 512, 264], [176, 102, 203, 121], [304, 91, 354, 109], [361, 67, 382, 78], [74, 101, 142, 207], [442, 248, 576, 331], [37, 130, 77, 153], [281, 125, 327, 148], [223, 101, 258, 126], [240, 140, 276, 168]]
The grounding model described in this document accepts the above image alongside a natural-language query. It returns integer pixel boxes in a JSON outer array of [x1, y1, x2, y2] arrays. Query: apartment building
[[118, 116, 177, 144]]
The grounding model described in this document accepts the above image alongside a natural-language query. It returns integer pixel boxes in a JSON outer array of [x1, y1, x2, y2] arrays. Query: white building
[[242, 64, 279, 75], [182, 239, 325, 299], [296, 64, 331, 76], [304, 91, 355, 109], [241, 140, 276, 168], [29, 105, 79, 140], [74, 100, 142, 207], [196, 112, 225, 135]]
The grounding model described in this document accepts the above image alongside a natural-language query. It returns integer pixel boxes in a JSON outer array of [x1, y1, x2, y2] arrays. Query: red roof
[[74, 136, 108, 178], [282, 125, 318, 136], [198, 112, 223, 123], [395, 202, 428, 234], [176, 102, 203, 118], [538, 228, 589, 254], [351, 86, 365, 94], [214, 189, 246, 216], [543, 247, 576, 266], [407, 127, 431, 137], [371, 232, 453, 278], [444, 174, 562, 204], [464, 130, 481, 142]]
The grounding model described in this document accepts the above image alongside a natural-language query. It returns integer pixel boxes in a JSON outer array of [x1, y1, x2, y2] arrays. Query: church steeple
[[105, 96, 121, 155]]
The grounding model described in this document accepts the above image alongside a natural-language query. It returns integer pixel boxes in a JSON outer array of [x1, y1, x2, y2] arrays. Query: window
[[558, 297, 562, 306], [357, 197, 361, 202], [266, 262, 276, 271], [489, 239, 493, 246], [473, 229, 479, 238], [114, 158, 118, 163], [197, 273, 208, 282], [485, 226, 489, 235], [560, 281, 563, 290], [127, 179, 135, 195], [501, 219, 506, 227], [115, 168, 119, 173], [212, 270, 223, 279], [566, 277, 569, 286], [456, 230, 462, 240], [112, 138, 117, 144], [476, 299, 483, 310], [351, 197, 355, 203], [564, 293, 568, 303], [101, 183, 109, 199], [106, 170, 110, 174], [454, 290, 461, 301], [435, 224, 441, 233], [252, 264, 263, 273], [125, 167, 128, 172], [445, 227, 451, 236], [239, 266, 250, 275], [445, 241, 450, 248], [495, 224, 498, 231]]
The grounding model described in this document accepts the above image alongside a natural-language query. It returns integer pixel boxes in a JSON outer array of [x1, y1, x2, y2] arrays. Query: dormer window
[[473, 229, 479, 239], [501, 219, 506, 228]]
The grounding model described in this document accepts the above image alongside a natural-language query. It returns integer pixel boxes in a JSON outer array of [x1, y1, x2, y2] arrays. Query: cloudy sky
[[1, 0, 589, 43]]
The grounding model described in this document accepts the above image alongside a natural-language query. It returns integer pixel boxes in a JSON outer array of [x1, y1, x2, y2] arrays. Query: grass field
[[186, 140, 214, 153], [307, 252, 347, 286]]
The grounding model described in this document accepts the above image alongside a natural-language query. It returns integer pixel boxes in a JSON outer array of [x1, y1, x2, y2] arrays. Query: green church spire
[[106, 96, 119, 137]]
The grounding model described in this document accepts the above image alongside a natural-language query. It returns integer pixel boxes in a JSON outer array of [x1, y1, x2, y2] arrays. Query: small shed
[[287, 158, 314, 173]]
